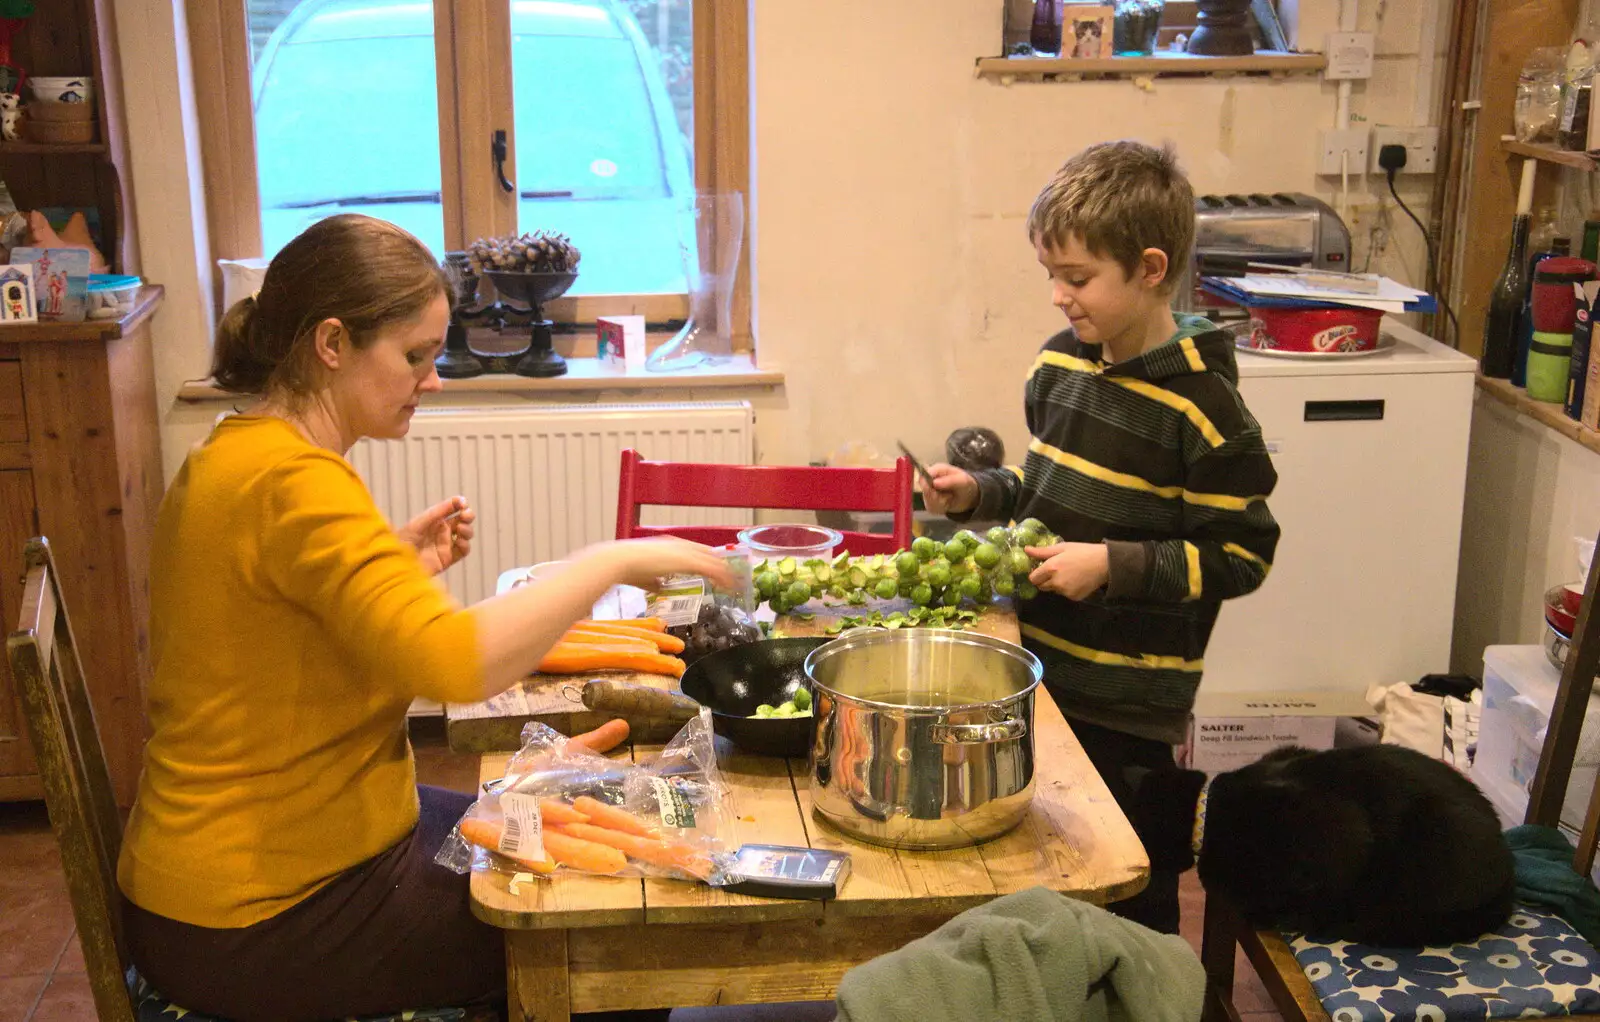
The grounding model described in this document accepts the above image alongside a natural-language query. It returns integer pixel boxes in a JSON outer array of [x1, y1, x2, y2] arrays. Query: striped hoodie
[[962, 315, 1280, 744]]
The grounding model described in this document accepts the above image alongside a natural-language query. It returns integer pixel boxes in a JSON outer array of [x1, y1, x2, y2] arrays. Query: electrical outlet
[[1318, 128, 1369, 176], [1368, 126, 1439, 174]]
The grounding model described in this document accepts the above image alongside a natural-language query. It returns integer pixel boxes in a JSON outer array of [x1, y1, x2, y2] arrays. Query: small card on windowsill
[[722, 844, 851, 900]]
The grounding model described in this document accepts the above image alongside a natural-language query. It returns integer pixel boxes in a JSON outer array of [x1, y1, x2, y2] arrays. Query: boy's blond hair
[[1027, 141, 1194, 293]]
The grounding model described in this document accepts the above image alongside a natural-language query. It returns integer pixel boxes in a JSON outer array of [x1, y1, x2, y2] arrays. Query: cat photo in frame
[[0, 263, 36, 323], [1062, 5, 1114, 58]]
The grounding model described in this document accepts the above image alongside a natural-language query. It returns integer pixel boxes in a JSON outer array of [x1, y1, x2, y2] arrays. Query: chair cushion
[[128, 968, 492, 1022], [1288, 906, 1600, 1021]]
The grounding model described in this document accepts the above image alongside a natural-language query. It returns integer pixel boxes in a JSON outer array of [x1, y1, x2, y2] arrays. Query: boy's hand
[[920, 463, 979, 515], [1025, 543, 1110, 600]]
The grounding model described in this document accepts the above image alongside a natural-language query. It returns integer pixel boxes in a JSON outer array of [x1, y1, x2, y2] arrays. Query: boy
[[921, 141, 1279, 934]]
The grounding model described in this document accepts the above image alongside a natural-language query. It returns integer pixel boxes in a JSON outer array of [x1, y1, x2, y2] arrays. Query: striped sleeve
[[956, 464, 1024, 525], [1105, 406, 1279, 604]]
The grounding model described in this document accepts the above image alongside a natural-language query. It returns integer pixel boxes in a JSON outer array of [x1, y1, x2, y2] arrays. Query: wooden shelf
[[1501, 138, 1597, 171], [178, 351, 785, 401], [1476, 373, 1600, 457], [0, 142, 108, 156], [0, 285, 163, 343], [975, 50, 1327, 80]]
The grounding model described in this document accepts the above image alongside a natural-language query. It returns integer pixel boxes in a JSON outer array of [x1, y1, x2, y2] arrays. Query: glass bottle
[[1030, 0, 1062, 56], [1483, 213, 1532, 379]]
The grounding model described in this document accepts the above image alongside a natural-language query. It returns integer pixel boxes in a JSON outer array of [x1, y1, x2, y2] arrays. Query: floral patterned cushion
[[127, 968, 495, 1022], [1288, 907, 1600, 1021]]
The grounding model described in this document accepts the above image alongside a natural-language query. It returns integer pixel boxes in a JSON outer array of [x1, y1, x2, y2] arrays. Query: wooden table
[[470, 681, 1150, 1019]]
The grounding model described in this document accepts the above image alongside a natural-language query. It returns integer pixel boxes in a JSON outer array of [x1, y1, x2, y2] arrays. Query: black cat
[[1131, 744, 1516, 947]]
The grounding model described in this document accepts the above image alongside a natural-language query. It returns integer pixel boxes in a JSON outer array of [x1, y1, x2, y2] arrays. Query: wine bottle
[[1484, 215, 1533, 378], [1484, 162, 1538, 379]]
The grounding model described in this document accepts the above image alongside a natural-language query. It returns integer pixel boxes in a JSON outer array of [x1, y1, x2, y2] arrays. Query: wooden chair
[[8, 536, 482, 1022], [1200, 531, 1600, 1022], [615, 447, 916, 554]]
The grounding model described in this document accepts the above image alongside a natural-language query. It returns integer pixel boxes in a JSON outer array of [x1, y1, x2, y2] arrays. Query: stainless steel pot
[[804, 628, 1042, 850]]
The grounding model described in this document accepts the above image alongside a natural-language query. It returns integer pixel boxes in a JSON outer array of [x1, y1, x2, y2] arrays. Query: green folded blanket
[[1508, 824, 1600, 946], [833, 886, 1203, 1022]]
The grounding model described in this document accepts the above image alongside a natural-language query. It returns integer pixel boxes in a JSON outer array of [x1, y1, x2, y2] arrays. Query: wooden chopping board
[[773, 597, 1022, 644], [444, 569, 686, 753], [445, 668, 685, 754]]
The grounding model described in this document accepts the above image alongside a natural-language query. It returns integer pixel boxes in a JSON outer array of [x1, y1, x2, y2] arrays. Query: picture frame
[[1061, 5, 1114, 59], [0, 262, 36, 323]]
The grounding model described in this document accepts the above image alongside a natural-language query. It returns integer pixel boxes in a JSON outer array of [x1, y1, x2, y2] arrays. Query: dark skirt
[[122, 785, 506, 1022]]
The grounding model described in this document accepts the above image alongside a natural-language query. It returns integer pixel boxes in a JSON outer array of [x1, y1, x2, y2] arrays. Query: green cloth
[[833, 886, 1204, 1022], [1507, 824, 1600, 946]]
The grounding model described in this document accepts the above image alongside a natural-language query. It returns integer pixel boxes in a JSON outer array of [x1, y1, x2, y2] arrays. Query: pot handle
[[930, 718, 1029, 744]]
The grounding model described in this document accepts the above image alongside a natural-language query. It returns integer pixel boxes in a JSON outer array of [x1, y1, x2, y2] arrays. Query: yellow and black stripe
[[959, 321, 1279, 744]]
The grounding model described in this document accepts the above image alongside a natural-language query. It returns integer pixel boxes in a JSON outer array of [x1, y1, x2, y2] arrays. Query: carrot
[[457, 816, 557, 874], [537, 799, 590, 826], [569, 718, 630, 754], [536, 645, 685, 678], [572, 796, 659, 838], [542, 829, 628, 874], [580, 617, 666, 633], [554, 822, 714, 879], [570, 620, 685, 654], [558, 629, 658, 651]]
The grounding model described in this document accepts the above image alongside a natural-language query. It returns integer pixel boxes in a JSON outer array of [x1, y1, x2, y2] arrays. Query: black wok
[[679, 637, 831, 757]]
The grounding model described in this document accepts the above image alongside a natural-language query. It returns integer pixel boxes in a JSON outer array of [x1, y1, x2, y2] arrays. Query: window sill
[[1476, 374, 1600, 458], [175, 353, 785, 402], [975, 50, 1326, 81]]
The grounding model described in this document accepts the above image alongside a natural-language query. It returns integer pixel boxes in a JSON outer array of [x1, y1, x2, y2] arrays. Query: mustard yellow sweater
[[117, 415, 484, 928]]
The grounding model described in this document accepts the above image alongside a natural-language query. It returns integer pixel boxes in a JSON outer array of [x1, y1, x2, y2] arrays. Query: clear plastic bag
[[1516, 48, 1567, 143], [648, 544, 762, 665], [435, 709, 739, 884]]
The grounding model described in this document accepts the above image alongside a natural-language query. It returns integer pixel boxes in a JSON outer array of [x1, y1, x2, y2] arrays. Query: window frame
[[186, 0, 751, 347]]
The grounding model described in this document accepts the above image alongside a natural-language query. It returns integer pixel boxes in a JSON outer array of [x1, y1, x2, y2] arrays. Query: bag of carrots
[[434, 707, 739, 885]]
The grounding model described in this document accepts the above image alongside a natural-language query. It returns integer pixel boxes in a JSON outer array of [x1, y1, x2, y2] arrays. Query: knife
[[895, 440, 934, 484]]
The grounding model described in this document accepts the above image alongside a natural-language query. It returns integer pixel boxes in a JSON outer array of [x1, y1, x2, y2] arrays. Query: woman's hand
[[1025, 542, 1109, 600], [919, 463, 979, 515], [582, 537, 736, 592], [399, 496, 475, 576]]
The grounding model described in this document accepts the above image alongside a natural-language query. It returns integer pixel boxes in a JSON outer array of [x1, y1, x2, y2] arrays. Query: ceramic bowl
[[29, 77, 94, 105]]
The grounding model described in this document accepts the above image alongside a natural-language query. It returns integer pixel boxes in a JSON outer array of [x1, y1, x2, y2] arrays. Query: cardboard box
[[597, 315, 646, 373], [1179, 689, 1378, 776]]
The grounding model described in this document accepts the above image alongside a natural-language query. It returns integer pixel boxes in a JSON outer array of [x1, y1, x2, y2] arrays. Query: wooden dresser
[[0, 286, 164, 807]]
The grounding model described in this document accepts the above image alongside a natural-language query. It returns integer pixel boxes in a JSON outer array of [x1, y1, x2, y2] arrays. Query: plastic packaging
[[648, 544, 762, 665], [435, 710, 739, 884], [1516, 48, 1567, 143]]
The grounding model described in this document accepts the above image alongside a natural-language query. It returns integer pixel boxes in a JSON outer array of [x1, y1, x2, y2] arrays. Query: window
[[189, 0, 747, 334]]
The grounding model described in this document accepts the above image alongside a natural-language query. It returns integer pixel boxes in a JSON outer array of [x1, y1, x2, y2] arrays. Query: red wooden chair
[[615, 448, 915, 555]]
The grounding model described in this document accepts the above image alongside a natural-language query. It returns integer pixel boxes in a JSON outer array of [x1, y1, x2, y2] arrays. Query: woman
[[116, 214, 728, 1021]]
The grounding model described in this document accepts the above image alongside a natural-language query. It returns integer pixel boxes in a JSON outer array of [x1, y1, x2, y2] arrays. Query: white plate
[[1234, 333, 1398, 360]]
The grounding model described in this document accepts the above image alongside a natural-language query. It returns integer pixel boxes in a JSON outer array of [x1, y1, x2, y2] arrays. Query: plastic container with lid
[[86, 274, 140, 320], [736, 524, 842, 562], [1473, 644, 1600, 838]]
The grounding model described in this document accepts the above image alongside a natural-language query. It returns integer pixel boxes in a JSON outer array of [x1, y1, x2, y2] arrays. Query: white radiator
[[347, 401, 756, 607]]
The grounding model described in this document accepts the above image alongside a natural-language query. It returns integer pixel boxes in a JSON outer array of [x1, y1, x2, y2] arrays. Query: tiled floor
[[1, 721, 1285, 1021]]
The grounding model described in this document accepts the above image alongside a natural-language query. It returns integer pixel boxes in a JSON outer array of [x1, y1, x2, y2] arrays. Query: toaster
[[1177, 192, 1353, 317]]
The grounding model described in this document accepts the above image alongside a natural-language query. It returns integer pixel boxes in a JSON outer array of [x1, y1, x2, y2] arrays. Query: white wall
[[1453, 393, 1600, 674], [120, 0, 1450, 483]]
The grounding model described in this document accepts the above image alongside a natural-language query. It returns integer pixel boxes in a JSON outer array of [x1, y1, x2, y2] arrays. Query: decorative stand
[[484, 270, 577, 378], [1186, 0, 1255, 55], [436, 252, 487, 379]]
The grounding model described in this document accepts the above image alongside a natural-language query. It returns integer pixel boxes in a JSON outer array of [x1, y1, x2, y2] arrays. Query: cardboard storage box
[[1179, 689, 1378, 775]]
